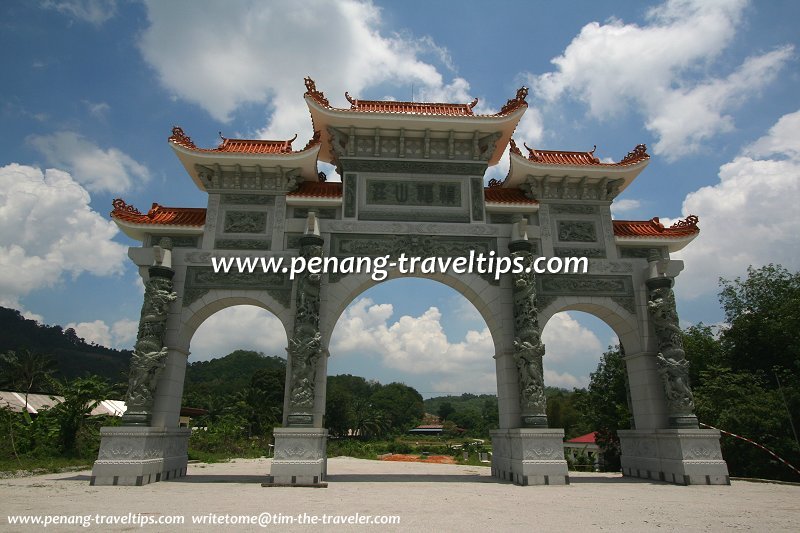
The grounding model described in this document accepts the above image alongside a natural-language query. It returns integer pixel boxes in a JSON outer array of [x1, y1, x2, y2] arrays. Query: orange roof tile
[[511, 139, 650, 167], [345, 92, 478, 116], [484, 187, 537, 204], [287, 181, 343, 198], [168, 127, 320, 154], [613, 215, 699, 238], [304, 77, 528, 117], [111, 199, 206, 227]]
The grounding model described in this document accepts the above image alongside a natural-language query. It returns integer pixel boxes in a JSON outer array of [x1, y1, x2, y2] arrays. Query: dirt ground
[[1, 457, 798, 532]]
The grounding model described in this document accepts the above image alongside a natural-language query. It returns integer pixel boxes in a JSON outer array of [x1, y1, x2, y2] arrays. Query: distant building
[[0, 391, 206, 425], [0, 391, 126, 416], [409, 424, 444, 436], [563, 432, 602, 471]]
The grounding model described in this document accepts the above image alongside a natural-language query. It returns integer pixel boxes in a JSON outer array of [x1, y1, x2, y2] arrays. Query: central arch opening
[[325, 277, 499, 473], [541, 309, 632, 473]]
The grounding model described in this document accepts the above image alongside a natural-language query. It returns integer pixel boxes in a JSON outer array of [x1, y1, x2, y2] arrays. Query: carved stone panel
[[214, 239, 270, 250], [344, 173, 356, 218], [365, 179, 461, 207], [470, 177, 484, 221], [223, 211, 267, 234], [554, 247, 605, 258], [146, 235, 198, 248], [557, 221, 597, 242], [182, 266, 291, 307], [222, 194, 276, 205], [550, 204, 598, 215], [536, 274, 635, 313]]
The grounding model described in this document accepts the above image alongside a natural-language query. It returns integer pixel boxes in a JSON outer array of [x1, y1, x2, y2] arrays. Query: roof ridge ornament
[[670, 214, 699, 230], [523, 141, 541, 162], [621, 143, 649, 164], [344, 91, 357, 108], [168, 126, 196, 149], [499, 86, 528, 114], [111, 198, 142, 215], [468, 97, 478, 110], [509, 138, 523, 157], [649, 216, 666, 231], [302, 130, 322, 151], [147, 203, 163, 219], [304, 76, 329, 106]]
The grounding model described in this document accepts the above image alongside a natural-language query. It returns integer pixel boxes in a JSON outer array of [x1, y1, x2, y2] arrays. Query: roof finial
[[345, 91, 357, 107], [621, 144, 649, 164], [168, 126, 196, 148], [499, 86, 529, 114], [523, 141, 540, 161], [468, 97, 478, 110], [304, 76, 329, 106]]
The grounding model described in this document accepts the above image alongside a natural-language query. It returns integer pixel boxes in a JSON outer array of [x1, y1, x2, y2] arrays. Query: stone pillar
[[92, 238, 190, 486], [616, 250, 729, 485], [508, 230, 547, 428], [644, 251, 698, 429], [269, 213, 328, 485], [491, 220, 568, 485]]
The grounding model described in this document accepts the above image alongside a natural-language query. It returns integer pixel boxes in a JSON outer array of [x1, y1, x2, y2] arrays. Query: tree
[[370, 382, 424, 432], [438, 401, 455, 421], [719, 264, 800, 374], [0, 349, 56, 416], [578, 346, 630, 471], [50, 375, 117, 454]]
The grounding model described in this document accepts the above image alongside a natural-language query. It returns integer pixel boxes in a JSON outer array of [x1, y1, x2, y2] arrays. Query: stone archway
[[92, 78, 729, 487]]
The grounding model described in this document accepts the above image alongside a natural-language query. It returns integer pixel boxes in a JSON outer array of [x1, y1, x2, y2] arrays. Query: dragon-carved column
[[509, 226, 548, 428], [284, 228, 324, 427], [645, 250, 698, 429], [122, 238, 178, 426], [269, 212, 328, 485]]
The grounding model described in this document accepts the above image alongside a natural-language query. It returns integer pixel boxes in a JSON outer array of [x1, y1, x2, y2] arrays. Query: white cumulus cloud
[[189, 305, 288, 361], [330, 298, 495, 392], [27, 132, 150, 193], [528, 0, 793, 158], [0, 163, 127, 311], [672, 109, 800, 299], [64, 317, 140, 349], [138, 0, 479, 142]]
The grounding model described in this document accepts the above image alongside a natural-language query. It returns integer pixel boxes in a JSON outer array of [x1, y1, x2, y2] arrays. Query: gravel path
[[1, 457, 797, 531]]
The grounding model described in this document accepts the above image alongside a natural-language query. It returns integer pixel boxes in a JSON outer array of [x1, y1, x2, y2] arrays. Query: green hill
[[0, 307, 131, 386]]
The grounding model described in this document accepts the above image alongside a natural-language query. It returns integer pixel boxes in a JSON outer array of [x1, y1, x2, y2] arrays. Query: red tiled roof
[[567, 432, 597, 444], [168, 127, 320, 154], [613, 216, 699, 238], [345, 92, 478, 116], [111, 199, 206, 227], [484, 187, 537, 204], [304, 77, 528, 117], [511, 140, 650, 166], [287, 181, 343, 198]]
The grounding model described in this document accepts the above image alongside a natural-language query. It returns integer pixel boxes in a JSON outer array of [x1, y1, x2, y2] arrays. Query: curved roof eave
[[169, 141, 322, 191], [306, 96, 525, 166], [615, 233, 698, 252]]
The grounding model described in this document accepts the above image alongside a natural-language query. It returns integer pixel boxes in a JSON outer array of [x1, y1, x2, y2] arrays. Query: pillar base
[[490, 428, 569, 485], [618, 428, 730, 485], [266, 427, 327, 485], [90, 426, 190, 486]]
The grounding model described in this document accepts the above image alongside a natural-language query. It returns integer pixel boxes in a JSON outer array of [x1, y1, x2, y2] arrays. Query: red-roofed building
[[564, 432, 602, 471]]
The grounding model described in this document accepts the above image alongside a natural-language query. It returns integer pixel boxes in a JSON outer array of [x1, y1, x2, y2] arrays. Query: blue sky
[[1, 0, 798, 395]]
